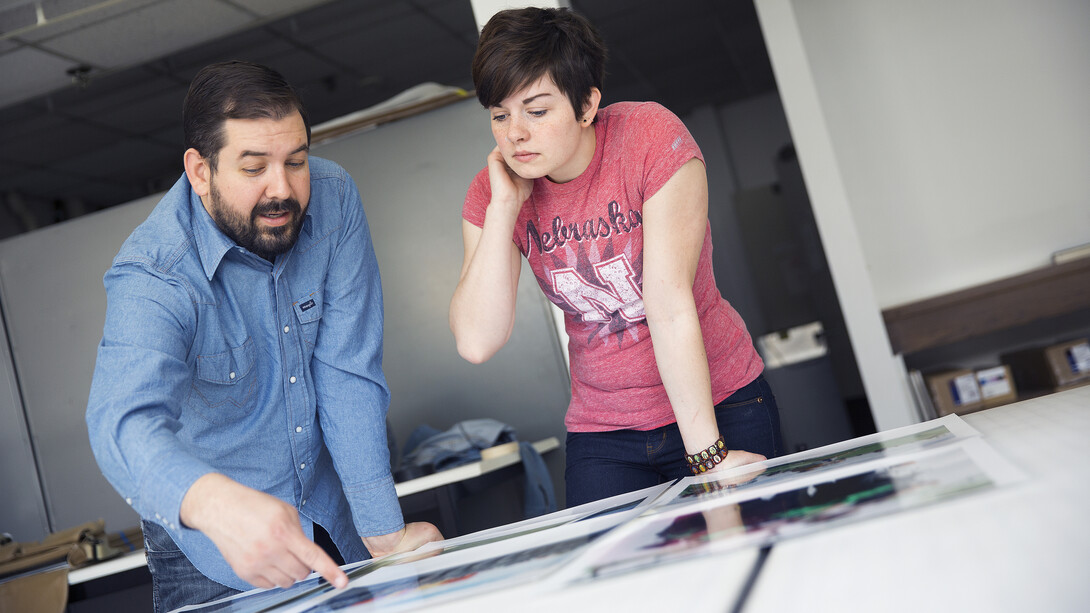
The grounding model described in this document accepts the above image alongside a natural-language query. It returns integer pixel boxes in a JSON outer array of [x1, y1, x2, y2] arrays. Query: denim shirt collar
[[189, 188, 314, 281]]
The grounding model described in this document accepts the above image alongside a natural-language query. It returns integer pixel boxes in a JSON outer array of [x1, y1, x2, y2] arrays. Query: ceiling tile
[[0, 97, 50, 130], [48, 72, 183, 120], [0, 45, 83, 107], [6, 117, 118, 165], [402, 0, 477, 46], [164, 27, 297, 78], [52, 136, 175, 182], [256, 50, 350, 96], [229, 0, 335, 19], [0, 2, 37, 37], [0, 164, 83, 197], [264, 0, 409, 46], [37, 0, 254, 68], [0, 111, 66, 149], [87, 85, 187, 135], [16, 0, 161, 42], [573, 0, 655, 23], [325, 10, 470, 77], [53, 178, 147, 210]]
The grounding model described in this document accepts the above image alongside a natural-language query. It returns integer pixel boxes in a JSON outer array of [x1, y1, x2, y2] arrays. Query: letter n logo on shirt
[[550, 254, 644, 323]]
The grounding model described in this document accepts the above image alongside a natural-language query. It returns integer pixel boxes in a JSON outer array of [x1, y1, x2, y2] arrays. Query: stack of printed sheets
[[178, 414, 1023, 613]]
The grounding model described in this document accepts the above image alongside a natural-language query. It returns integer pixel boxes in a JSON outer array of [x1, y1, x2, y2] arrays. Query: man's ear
[[183, 148, 211, 197], [581, 87, 603, 124]]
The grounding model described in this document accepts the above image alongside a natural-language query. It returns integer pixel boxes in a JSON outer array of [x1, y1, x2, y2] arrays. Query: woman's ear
[[581, 87, 603, 124], [183, 148, 211, 198]]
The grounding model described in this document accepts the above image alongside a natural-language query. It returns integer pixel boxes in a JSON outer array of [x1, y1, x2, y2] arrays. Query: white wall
[[782, 0, 1090, 309], [757, 0, 1090, 430], [0, 195, 159, 536], [0, 309, 50, 541]]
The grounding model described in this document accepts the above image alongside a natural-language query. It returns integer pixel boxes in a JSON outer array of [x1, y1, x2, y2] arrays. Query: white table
[[744, 385, 1090, 612], [395, 437, 557, 497], [77, 385, 1090, 611], [431, 387, 1088, 613]]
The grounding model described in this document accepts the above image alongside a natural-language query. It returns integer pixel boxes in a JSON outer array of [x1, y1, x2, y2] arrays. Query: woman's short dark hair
[[183, 61, 310, 171], [472, 7, 606, 120]]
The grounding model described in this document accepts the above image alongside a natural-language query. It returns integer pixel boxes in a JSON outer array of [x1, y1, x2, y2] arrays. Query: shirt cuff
[[345, 473, 404, 537], [137, 451, 215, 533]]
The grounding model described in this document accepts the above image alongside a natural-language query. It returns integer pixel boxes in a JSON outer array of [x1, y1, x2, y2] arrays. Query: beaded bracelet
[[685, 436, 728, 475]]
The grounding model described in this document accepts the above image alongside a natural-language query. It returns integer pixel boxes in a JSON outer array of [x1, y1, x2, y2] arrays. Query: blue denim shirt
[[86, 157, 403, 590]]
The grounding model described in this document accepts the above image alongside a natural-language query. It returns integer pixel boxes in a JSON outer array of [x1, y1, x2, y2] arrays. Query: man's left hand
[[362, 522, 443, 558]]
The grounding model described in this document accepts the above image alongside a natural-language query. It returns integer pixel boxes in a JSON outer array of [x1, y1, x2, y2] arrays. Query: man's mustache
[[252, 198, 301, 217]]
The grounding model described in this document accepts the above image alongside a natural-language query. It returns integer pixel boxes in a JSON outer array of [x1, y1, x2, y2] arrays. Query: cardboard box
[[1002, 338, 1090, 392], [975, 365, 1018, 408], [926, 369, 986, 417]]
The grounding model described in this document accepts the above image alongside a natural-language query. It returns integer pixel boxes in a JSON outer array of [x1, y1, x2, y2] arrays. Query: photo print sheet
[[172, 550, 433, 613], [652, 413, 982, 511], [278, 510, 637, 613], [554, 437, 1024, 584], [176, 416, 1007, 612], [410, 482, 671, 555], [175, 484, 672, 613]]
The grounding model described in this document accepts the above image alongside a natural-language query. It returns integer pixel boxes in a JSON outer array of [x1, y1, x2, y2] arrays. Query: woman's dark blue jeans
[[564, 374, 782, 507]]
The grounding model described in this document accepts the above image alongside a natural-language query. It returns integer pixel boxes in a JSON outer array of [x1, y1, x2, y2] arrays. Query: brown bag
[[0, 567, 68, 613], [0, 519, 127, 613]]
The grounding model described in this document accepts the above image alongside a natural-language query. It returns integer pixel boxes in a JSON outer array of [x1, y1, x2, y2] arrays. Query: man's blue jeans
[[564, 374, 783, 507], [142, 519, 347, 612], [143, 520, 240, 613]]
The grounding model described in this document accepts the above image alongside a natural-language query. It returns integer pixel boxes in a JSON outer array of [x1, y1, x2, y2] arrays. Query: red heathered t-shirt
[[463, 102, 763, 432]]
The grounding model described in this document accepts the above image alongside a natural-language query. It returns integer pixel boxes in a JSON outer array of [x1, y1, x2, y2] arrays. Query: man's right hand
[[179, 473, 348, 590]]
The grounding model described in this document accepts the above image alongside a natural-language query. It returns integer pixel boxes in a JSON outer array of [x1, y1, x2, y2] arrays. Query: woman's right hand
[[486, 146, 533, 209], [449, 149, 528, 364]]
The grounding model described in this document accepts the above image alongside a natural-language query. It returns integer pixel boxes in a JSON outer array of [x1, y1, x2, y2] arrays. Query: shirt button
[[302, 499, 307, 506], [125, 498, 133, 505], [289, 376, 297, 384], [229, 372, 236, 380], [300, 463, 306, 469], [296, 426, 302, 433], [283, 325, 290, 333]]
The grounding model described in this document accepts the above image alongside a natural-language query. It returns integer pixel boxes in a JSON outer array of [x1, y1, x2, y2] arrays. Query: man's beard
[[208, 181, 304, 261]]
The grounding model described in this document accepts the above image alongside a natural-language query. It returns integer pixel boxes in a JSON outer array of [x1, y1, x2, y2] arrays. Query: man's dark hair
[[472, 7, 607, 120], [183, 61, 310, 171]]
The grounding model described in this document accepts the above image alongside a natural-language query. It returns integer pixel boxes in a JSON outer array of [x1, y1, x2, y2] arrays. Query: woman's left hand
[[704, 449, 767, 485]]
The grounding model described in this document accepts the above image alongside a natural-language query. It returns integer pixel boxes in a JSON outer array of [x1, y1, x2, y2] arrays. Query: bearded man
[[86, 60, 440, 612]]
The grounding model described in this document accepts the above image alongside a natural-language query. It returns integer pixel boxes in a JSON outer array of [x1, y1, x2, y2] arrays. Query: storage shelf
[[882, 257, 1090, 355]]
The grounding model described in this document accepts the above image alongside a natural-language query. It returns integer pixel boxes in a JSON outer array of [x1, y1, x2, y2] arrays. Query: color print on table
[[559, 437, 1022, 583], [652, 413, 981, 511]]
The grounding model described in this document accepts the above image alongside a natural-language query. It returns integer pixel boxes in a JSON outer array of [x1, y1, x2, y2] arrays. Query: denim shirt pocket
[[187, 338, 258, 424], [293, 292, 322, 348]]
